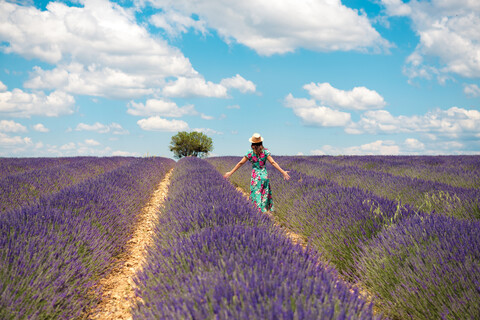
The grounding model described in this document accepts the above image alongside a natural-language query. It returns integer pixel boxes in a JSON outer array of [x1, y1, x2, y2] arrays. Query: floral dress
[[245, 148, 274, 213]]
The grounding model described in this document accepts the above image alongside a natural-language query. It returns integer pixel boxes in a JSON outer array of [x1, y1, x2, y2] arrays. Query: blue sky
[[1, 0, 479, 157]]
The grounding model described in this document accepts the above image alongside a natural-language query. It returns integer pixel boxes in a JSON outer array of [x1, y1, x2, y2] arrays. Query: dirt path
[[89, 168, 173, 320]]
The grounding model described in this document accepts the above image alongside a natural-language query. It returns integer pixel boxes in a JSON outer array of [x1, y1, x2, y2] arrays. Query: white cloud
[[137, 116, 189, 131], [0, 88, 75, 118], [284, 93, 351, 127], [193, 127, 223, 135], [162, 77, 227, 98], [284, 94, 317, 109], [304, 82, 386, 110], [84, 139, 100, 146], [0, 0, 198, 100], [294, 106, 352, 127], [25, 63, 155, 99], [0, 81, 7, 92], [150, 9, 207, 36], [146, 0, 390, 56], [1, 1, 259, 101], [112, 150, 138, 156], [0, 132, 32, 147], [220, 74, 256, 93], [8, 136, 143, 157], [60, 142, 76, 151], [286, 82, 480, 143], [75, 122, 129, 134], [346, 107, 480, 138], [404, 138, 425, 150], [50, 143, 115, 156], [161, 74, 255, 98], [226, 105, 241, 109], [381, 0, 480, 80], [381, 0, 412, 16], [0, 120, 27, 133], [349, 140, 400, 155], [312, 140, 400, 155], [200, 113, 214, 120], [127, 99, 197, 117], [284, 82, 386, 127], [464, 83, 480, 97], [33, 123, 49, 132], [310, 149, 325, 156], [0, 0, 194, 72]]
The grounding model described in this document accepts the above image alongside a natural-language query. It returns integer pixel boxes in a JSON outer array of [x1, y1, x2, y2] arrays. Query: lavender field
[[0, 157, 175, 319], [207, 155, 480, 319], [1, 156, 479, 319], [133, 157, 377, 319]]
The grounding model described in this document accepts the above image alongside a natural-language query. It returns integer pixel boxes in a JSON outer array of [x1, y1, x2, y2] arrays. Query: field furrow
[[89, 168, 174, 320]]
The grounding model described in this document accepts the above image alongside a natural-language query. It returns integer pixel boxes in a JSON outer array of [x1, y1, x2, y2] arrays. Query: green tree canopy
[[169, 131, 213, 159]]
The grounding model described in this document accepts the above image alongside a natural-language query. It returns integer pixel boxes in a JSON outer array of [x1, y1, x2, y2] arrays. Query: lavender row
[[0, 157, 134, 213], [133, 157, 379, 320], [323, 155, 480, 174], [311, 155, 480, 190], [208, 156, 480, 319], [0, 157, 75, 178], [0, 157, 174, 319], [357, 213, 480, 319], [277, 156, 480, 220]]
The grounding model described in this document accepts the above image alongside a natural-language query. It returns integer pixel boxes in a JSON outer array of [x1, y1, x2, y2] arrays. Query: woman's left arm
[[224, 156, 247, 179], [267, 155, 290, 180]]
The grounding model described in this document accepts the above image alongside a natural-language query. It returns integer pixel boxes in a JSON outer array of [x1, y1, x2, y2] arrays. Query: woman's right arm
[[267, 155, 290, 180], [224, 157, 247, 179]]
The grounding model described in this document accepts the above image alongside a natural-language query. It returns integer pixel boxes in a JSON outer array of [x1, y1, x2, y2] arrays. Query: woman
[[224, 133, 290, 213]]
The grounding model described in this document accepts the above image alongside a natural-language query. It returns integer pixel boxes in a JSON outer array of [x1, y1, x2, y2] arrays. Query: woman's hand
[[282, 171, 290, 180], [223, 171, 232, 179]]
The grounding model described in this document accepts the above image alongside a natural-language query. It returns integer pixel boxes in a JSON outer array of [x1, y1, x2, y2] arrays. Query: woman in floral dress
[[223, 133, 290, 213]]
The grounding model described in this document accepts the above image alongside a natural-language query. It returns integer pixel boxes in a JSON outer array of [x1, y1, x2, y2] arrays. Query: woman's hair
[[251, 142, 264, 157]]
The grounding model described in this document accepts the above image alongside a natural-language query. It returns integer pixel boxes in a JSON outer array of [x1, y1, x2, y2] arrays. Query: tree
[[169, 131, 213, 159]]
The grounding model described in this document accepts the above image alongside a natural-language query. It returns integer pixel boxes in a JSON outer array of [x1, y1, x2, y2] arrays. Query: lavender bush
[[0, 157, 133, 212], [278, 156, 480, 220], [0, 157, 74, 178], [134, 157, 379, 319], [136, 225, 378, 319], [321, 155, 480, 189], [0, 157, 174, 319], [356, 213, 480, 319]]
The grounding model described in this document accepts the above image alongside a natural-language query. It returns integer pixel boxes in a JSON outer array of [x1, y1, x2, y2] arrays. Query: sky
[[0, 0, 479, 158]]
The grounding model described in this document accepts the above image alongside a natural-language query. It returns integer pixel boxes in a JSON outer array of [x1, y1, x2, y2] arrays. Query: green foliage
[[169, 131, 213, 159]]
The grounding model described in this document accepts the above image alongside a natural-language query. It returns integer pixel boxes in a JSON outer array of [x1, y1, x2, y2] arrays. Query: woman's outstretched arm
[[267, 155, 290, 180], [224, 156, 248, 179]]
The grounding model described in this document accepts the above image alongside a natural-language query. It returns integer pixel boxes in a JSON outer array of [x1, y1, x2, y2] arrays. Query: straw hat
[[249, 133, 263, 143]]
